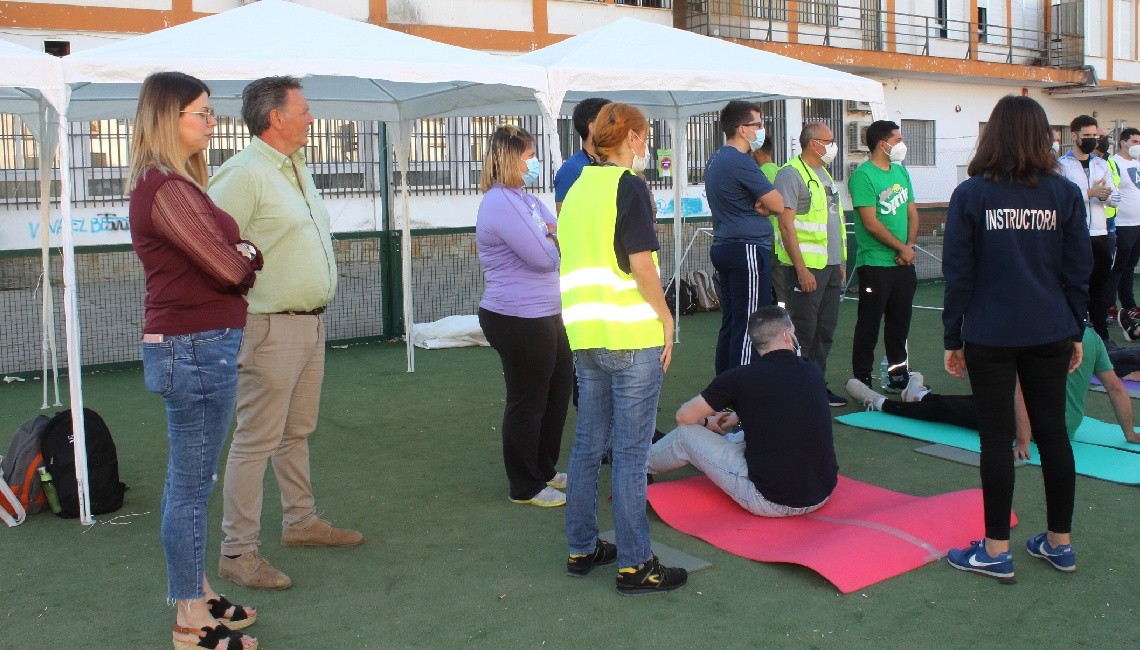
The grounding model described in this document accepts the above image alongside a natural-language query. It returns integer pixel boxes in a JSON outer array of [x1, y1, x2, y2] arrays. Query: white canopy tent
[[508, 19, 888, 337], [55, 0, 550, 523]]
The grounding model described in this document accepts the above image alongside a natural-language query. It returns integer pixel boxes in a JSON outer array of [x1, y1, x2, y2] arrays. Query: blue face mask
[[521, 157, 541, 186], [749, 126, 767, 153]]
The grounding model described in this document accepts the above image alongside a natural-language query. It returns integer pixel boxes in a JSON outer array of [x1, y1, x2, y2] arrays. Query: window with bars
[[0, 116, 384, 209], [747, 0, 788, 20], [799, 0, 839, 27], [801, 98, 846, 180], [901, 119, 936, 166]]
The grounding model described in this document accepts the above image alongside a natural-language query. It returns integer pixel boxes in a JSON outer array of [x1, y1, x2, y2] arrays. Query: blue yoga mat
[[1089, 375, 1140, 399], [836, 411, 1140, 485]]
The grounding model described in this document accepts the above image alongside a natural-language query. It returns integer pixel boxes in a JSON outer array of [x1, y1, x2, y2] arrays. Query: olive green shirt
[[208, 137, 337, 314]]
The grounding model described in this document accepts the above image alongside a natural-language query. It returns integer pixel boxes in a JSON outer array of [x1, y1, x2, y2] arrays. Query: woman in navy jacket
[[942, 95, 1091, 583]]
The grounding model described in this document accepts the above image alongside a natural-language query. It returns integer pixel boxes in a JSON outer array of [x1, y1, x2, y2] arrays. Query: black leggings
[[478, 308, 574, 500], [882, 393, 979, 430], [964, 339, 1075, 541]]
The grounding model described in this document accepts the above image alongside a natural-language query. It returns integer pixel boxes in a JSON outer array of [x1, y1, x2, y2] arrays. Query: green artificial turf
[[1, 283, 1136, 648]]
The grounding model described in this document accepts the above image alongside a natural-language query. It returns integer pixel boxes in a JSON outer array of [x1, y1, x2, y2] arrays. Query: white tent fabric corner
[[411, 315, 490, 350]]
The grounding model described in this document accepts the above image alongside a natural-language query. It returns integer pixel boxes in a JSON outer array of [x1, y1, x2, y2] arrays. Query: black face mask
[[1097, 136, 1111, 153], [1077, 137, 1098, 154]]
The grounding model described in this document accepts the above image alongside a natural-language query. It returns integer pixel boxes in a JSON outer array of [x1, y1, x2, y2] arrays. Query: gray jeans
[[777, 263, 842, 375], [647, 425, 827, 517]]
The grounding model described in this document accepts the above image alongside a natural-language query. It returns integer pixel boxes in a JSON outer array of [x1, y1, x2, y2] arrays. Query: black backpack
[[40, 408, 126, 519], [664, 278, 699, 316]]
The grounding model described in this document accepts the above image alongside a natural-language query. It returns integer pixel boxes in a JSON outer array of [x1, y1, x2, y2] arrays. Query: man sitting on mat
[[648, 305, 839, 516], [846, 327, 1140, 447]]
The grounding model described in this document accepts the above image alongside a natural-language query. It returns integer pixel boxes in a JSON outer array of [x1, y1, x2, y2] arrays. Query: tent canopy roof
[[0, 39, 65, 120], [63, 0, 546, 122], [518, 18, 886, 119]]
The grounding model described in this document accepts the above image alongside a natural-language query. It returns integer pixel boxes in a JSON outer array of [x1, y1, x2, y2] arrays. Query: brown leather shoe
[[281, 518, 364, 548], [218, 551, 292, 590]]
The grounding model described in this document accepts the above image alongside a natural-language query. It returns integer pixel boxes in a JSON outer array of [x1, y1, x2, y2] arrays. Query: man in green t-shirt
[[847, 120, 919, 392]]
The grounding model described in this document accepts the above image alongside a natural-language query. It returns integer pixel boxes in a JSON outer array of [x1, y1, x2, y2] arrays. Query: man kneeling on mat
[[846, 326, 1140, 450], [648, 306, 839, 516]]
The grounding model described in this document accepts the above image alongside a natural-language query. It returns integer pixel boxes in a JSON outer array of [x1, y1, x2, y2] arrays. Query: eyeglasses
[[742, 121, 763, 128], [813, 138, 836, 145], [180, 107, 216, 121]]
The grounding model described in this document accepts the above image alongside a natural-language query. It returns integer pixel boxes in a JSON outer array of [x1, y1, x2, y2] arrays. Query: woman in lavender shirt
[[476, 125, 574, 507]]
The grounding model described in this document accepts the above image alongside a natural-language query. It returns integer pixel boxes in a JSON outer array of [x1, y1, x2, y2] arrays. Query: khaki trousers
[[221, 313, 325, 555]]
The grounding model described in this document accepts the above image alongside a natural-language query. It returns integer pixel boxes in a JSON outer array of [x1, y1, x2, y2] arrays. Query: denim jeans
[[566, 347, 663, 568], [143, 327, 243, 601], [648, 425, 828, 516]]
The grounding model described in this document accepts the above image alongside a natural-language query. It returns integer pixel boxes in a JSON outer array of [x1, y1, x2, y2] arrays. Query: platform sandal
[[206, 595, 257, 631], [173, 623, 257, 650]]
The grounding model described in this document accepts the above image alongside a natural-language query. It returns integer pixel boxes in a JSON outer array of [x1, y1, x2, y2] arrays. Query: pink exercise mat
[[646, 475, 1017, 594]]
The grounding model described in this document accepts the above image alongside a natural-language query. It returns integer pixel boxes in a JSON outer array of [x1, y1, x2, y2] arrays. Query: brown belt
[[273, 307, 326, 316]]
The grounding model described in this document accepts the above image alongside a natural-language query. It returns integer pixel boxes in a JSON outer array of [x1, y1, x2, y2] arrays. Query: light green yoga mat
[[836, 411, 1140, 485]]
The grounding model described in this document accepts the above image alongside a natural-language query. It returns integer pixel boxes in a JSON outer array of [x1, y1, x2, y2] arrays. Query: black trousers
[[965, 339, 1075, 541], [851, 265, 916, 381], [1109, 225, 1140, 310], [712, 241, 772, 374], [478, 308, 574, 500], [882, 393, 979, 430], [1089, 234, 1116, 339]]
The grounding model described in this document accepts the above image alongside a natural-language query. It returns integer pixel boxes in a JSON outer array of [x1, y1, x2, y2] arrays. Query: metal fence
[[0, 219, 722, 374]]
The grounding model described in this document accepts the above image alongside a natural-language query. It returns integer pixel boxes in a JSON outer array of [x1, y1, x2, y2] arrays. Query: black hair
[[571, 97, 612, 141], [865, 120, 899, 151], [720, 100, 763, 139]]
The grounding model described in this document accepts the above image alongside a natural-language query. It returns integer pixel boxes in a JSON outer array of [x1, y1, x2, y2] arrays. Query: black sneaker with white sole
[[615, 555, 687, 595], [826, 389, 849, 407]]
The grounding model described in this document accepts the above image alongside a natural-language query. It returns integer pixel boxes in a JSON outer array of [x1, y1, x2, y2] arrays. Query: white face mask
[[631, 134, 650, 173], [886, 141, 907, 163], [1129, 144, 1140, 160], [818, 141, 838, 166], [1052, 141, 1061, 155], [749, 126, 767, 153]]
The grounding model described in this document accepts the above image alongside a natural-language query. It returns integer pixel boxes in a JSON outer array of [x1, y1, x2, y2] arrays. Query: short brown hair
[[592, 103, 648, 163], [480, 124, 533, 191]]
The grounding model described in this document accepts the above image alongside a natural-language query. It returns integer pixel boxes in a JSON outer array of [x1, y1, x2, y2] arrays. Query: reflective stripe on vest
[[774, 157, 846, 269], [559, 165, 663, 351]]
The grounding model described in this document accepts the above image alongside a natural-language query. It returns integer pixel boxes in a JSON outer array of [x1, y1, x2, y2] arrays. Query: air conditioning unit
[[846, 161, 862, 178], [846, 100, 872, 114], [846, 122, 869, 153]]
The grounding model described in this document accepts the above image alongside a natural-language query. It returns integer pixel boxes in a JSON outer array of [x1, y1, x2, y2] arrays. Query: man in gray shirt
[[772, 123, 848, 406]]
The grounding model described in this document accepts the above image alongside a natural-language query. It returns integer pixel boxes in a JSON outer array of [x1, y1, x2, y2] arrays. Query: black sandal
[[173, 623, 257, 650], [206, 595, 257, 631]]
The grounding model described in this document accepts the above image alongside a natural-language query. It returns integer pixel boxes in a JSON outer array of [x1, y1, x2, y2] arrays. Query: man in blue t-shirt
[[706, 100, 785, 373], [553, 97, 612, 215], [649, 306, 838, 515]]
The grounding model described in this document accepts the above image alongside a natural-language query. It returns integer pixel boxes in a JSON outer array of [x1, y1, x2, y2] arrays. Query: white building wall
[[385, 0, 533, 31], [12, 0, 168, 7], [547, 0, 672, 35]]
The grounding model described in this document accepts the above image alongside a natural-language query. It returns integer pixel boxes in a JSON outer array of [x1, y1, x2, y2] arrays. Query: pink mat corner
[[646, 475, 1017, 593]]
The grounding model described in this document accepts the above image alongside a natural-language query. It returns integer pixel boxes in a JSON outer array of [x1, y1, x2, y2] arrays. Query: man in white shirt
[[1108, 127, 1140, 338]]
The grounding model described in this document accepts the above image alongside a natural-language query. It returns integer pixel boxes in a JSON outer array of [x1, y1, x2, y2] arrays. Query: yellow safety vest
[[1107, 156, 1121, 220], [559, 165, 663, 351], [774, 157, 847, 269]]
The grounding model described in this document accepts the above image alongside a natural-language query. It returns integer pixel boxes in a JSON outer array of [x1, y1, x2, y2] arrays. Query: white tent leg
[[667, 117, 688, 343], [38, 103, 62, 409], [390, 120, 415, 373], [56, 94, 93, 526]]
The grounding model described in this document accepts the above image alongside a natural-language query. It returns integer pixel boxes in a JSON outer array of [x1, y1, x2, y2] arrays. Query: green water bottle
[[37, 466, 62, 514]]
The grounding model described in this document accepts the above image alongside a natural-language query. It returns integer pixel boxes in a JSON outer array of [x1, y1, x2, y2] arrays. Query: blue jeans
[[566, 347, 663, 568], [143, 327, 243, 601], [648, 425, 827, 516]]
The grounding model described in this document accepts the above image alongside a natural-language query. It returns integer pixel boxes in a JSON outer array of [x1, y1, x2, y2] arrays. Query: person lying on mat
[[648, 305, 839, 516], [846, 327, 1140, 447]]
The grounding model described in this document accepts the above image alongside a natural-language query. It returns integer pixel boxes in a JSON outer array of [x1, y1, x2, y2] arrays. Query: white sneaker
[[547, 472, 567, 490], [901, 372, 927, 403], [845, 378, 886, 411], [510, 486, 566, 507]]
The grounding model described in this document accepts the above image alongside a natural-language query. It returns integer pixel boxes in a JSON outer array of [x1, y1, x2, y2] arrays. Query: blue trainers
[[1025, 532, 1077, 573], [946, 539, 1016, 583]]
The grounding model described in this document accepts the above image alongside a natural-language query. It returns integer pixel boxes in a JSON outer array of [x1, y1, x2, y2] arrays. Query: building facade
[[0, 0, 1135, 242]]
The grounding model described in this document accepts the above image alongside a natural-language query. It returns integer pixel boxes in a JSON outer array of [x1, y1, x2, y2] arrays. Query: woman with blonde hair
[[558, 103, 686, 595], [128, 71, 261, 650], [475, 124, 572, 507]]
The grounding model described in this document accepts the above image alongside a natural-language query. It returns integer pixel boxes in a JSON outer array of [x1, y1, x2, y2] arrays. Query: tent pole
[[668, 116, 686, 343], [37, 101, 61, 408], [56, 92, 94, 526], [394, 120, 415, 372]]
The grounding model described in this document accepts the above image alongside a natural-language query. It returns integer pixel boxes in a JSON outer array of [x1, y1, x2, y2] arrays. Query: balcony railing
[[680, 1, 1085, 70]]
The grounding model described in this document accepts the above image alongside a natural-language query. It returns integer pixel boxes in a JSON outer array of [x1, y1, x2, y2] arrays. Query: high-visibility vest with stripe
[[774, 157, 847, 269], [1107, 156, 1121, 220], [559, 165, 663, 351]]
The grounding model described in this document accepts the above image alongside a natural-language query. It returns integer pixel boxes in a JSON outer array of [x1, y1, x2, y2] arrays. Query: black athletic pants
[[478, 308, 574, 501], [1089, 234, 1116, 339], [1109, 225, 1140, 310], [851, 265, 916, 381], [882, 393, 979, 431], [964, 339, 1075, 541]]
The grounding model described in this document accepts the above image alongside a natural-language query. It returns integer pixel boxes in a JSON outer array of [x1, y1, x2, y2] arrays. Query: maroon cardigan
[[129, 168, 256, 335]]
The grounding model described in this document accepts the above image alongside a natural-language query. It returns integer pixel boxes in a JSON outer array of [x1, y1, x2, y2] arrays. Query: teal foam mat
[[836, 411, 1140, 485]]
